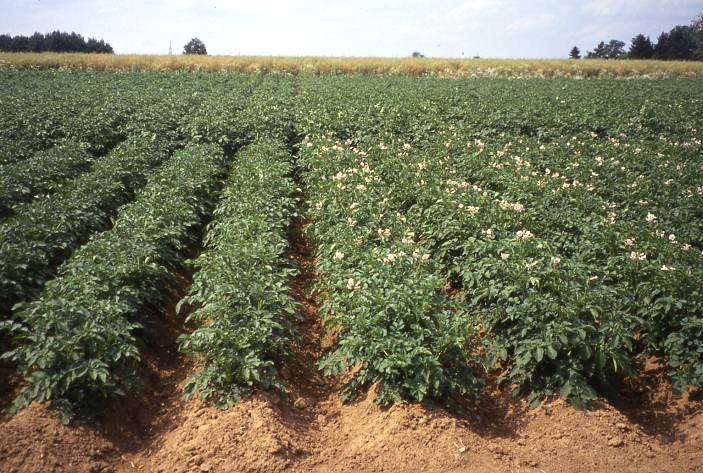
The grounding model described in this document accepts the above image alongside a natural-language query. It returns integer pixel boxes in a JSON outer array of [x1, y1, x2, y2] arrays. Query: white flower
[[481, 228, 495, 240], [588, 275, 599, 283], [333, 251, 345, 261], [629, 251, 647, 261], [355, 184, 367, 191], [421, 254, 431, 263], [682, 244, 692, 251], [347, 218, 357, 228], [516, 229, 534, 241], [403, 143, 412, 150], [624, 238, 635, 247], [645, 213, 657, 223], [382, 253, 397, 264], [500, 253, 510, 260], [346, 278, 361, 291], [660, 265, 675, 272], [550, 256, 561, 268], [668, 234, 677, 243], [377, 228, 391, 238]]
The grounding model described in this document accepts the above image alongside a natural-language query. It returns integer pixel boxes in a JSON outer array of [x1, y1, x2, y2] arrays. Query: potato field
[[0, 70, 702, 472]]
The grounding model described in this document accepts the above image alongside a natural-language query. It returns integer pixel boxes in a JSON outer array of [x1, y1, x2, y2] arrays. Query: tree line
[[570, 13, 702, 60], [0, 31, 113, 54]]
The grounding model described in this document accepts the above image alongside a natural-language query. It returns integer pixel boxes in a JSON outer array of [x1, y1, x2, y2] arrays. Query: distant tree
[[569, 46, 581, 59], [411, 51, 425, 58], [183, 38, 207, 55], [667, 25, 696, 60], [586, 39, 626, 59], [28, 32, 45, 52], [655, 26, 697, 60], [653, 32, 670, 59], [0, 34, 11, 51], [693, 12, 703, 59], [0, 30, 113, 53], [628, 34, 654, 59], [606, 39, 626, 58]]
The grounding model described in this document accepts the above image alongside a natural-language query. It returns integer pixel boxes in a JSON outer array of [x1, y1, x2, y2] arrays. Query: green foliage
[[178, 139, 298, 407], [629, 34, 654, 59], [655, 26, 698, 60], [300, 135, 482, 406], [0, 143, 224, 419], [183, 38, 207, 56], [587, 40, 626, 59], [1, 70, 702, 419], [0, 136, 168, 310], [0, 140, 91, 215], [294, 75, 703, 408]]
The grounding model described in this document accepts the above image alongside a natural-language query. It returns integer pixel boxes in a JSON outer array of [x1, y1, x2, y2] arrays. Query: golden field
[[1, 52, 702, 78]]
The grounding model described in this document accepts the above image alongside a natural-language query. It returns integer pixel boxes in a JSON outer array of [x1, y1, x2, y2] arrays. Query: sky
[[1, 0, 701, 58]]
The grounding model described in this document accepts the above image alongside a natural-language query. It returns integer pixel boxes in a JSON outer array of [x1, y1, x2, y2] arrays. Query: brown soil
[[1, 220, 702, 472]]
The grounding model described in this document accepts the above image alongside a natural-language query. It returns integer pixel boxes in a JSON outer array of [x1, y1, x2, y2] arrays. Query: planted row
[[300, 134, 481, 406], [0, 135, 168, 312], [178, 139, 297, 407], [358, 132, 703, 407], [0, 143, 224, 418], [0, 140, 92, 216]]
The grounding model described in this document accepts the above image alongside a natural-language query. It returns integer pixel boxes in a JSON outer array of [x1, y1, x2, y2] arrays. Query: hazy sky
[[1, 0, 701, 58]]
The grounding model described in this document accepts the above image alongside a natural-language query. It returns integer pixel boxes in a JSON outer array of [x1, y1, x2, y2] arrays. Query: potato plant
[[178, 138, 297, 407], [1, 143, 224, 419]]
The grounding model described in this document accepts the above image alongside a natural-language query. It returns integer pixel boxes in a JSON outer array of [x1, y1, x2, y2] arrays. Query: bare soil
[[1, 219, 701, 472]]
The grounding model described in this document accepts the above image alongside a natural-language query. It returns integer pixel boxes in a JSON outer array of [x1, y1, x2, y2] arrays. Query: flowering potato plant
[[300, 134, 481, 406]]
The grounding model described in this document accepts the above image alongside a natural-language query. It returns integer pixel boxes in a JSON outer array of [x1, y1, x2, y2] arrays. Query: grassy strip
[[0, 140, 92, 215], [178, 139, 297, 407], [2, 53, 703, 79], [300, 134, 481, 406], [0, 143, 224, 419]]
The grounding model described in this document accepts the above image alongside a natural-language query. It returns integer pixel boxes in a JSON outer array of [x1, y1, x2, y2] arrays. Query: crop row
[[0, 143, 224, 418], [0, 140, 92, 216], [0, 136, 169, 312], [302, 131, 703, 407], [0, 71, 215, 164], [300, 134, 482, 405], [178, 138, 297, 407]]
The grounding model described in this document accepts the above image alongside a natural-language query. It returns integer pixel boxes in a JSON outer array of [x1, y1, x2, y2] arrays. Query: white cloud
[[509, 13, 556, 31], [583, 0, 701, 16], [446, 0, 503, 20]]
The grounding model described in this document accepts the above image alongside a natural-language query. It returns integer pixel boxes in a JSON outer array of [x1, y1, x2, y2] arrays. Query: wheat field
[[1, 52, 702, 78]]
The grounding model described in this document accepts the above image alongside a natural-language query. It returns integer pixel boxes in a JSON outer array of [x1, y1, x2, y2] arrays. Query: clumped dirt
[[1, 220, 702, 472]]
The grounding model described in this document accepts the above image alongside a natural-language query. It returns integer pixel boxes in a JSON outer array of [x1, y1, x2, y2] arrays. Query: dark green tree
[[183, 37, 207, 55], [629, 34, 654, 59], [692, 12, 703, 58], [587, 40, 626, 59], [655, 26, 697, 60], [0, 31, 113, 53], [569, 46, 581, 59]]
